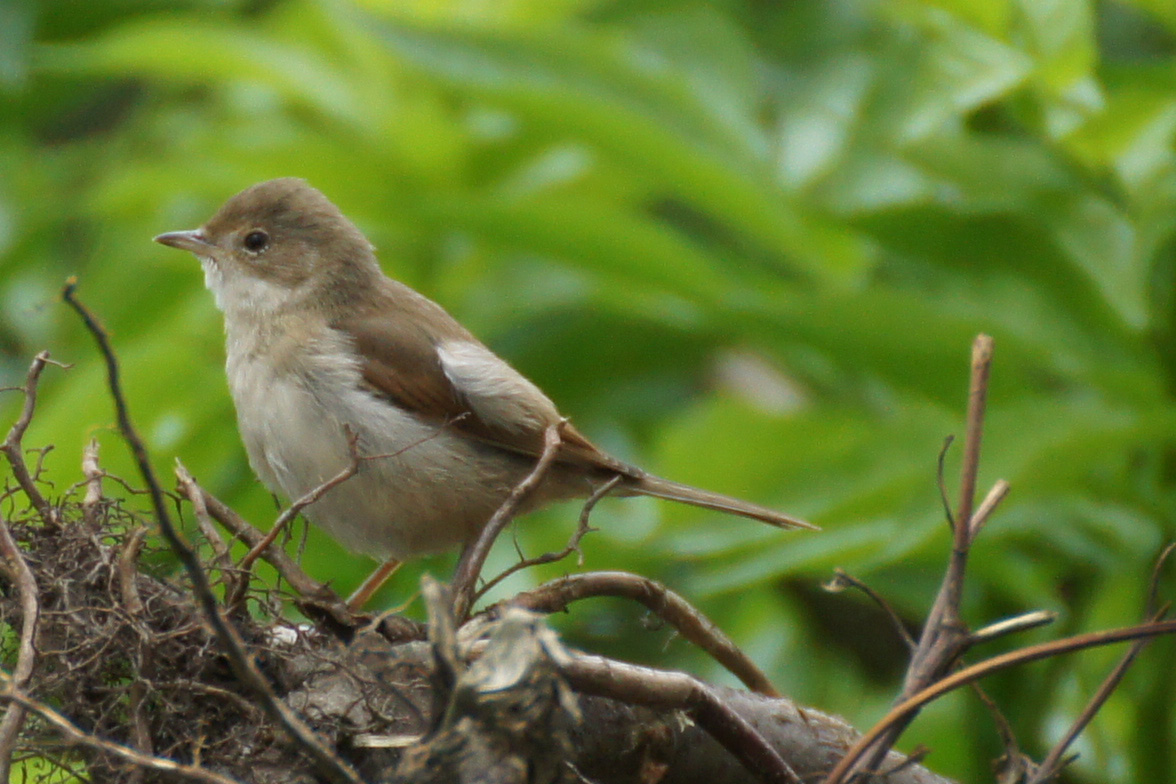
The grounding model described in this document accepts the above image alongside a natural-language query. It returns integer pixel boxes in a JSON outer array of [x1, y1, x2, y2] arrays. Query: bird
[[155, 178, 812, 607]]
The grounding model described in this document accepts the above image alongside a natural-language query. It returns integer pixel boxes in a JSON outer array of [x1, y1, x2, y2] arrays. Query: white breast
[[223, 324, 552, 561]]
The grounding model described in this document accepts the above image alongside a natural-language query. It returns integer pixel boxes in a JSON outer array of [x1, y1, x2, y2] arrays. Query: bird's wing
[[335, 296, 640, 478]]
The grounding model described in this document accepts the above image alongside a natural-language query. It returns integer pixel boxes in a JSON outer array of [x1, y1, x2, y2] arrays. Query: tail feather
[[624, 475, 816, 530]]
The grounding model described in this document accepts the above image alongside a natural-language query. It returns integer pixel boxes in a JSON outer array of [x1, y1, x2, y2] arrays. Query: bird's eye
[[243, 230, 270, 253]]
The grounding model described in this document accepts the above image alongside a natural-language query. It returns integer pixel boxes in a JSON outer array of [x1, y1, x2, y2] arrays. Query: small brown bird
[[155, 179, 811, 606]]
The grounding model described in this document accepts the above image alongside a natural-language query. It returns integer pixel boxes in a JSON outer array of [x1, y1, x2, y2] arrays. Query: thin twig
[[826, 569, 916, 651], [476, 474, 618, 602], [935, 435, 955, 530], [1146, 542, 1176, 617], [175, 481, 327, 600], [514, 570, 779, 696], [175, 463, 233, 578], [970, 610, 1056, 646], [1, 351, 67, 527], [0, 509, 40, 780], [851, 336, 997, 779], [63, 281, 364, 784], [954, 335, 993, 539], [236, 427, 361, 577], [117, 527, 149, 617], [821, 618, 1176, 784], [452, 421, 565, 622], [968, 479, 1010, 539]]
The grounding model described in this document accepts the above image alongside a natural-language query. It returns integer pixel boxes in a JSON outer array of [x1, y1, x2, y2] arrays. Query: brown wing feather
[[334, 283, 641, 479]]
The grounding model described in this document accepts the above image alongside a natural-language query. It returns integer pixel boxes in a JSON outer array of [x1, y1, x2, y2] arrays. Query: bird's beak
[[154, 229, 214, 254]]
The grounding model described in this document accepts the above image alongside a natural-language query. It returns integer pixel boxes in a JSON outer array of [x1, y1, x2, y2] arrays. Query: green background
[[3, 0, 1176, 781]]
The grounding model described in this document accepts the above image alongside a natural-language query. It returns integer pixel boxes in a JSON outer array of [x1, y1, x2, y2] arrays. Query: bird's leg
[[347, 558, 402, 610]]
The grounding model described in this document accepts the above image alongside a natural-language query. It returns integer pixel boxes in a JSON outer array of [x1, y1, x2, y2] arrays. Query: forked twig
[[174, 481, 334, 604], [452, 421, 565, 622], [475, 474, 618, 602], [235, 427, 362, 580], [1, 351, 68, 527], [175, 462, 234, 580], [845, 336, 1001, 778]]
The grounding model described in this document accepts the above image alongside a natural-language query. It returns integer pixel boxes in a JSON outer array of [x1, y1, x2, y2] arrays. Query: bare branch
[[967, 479, 1010, 539], [847, 335, 996, 777], [970, 610, 1056, 646], [476, 474, 617, 602], [1027, 611, 1165, 784], [1029, 545, 1176, 784], [515, 570, 778, 696], [176, 461, 234, 579], [1, 351, 67, 527], [452, 421, 565, 622]]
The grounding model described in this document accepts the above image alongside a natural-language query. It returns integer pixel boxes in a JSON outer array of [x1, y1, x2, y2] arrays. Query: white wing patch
[[437, 340, 560, 433]]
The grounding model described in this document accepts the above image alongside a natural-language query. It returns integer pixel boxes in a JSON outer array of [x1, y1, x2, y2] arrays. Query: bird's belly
[[228, 358, 545, 561]]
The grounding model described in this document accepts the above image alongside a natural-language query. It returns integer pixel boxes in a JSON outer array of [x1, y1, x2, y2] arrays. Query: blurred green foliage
[[2, 0, 1176, 780]]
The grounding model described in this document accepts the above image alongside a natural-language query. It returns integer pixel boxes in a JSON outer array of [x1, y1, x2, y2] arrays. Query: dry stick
[[117, 527, 149, 617], [563, 652, 802, 784], [62, 282, 364, 784], [235, 429, 362, 579], [1, 351, 66, 528], [967, 478, 1009, 539], [175, 463, 234, 578], [827, 569, 917, 651], [821, 618, 1176, 784], [847, 335, 998, 780], [223, 447, 360, 609], [475, 474, 619, 603], [0, 509, 40, 780], [970, 610, 1055, 646], [926, 333, 993, 641], [452, 421, 565, 622], [177, 482, 334, 605], [515, 570, 779, 697], [0, 683, 243, 784], [81, 438, 104, 524]]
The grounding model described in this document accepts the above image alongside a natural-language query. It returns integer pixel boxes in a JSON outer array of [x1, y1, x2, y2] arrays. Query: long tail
[[623, 475, 816, 530]]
